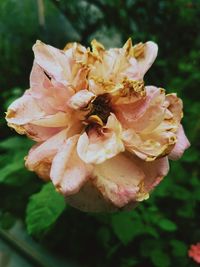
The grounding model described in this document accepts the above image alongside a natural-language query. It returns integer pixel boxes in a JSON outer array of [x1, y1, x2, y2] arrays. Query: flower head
[[188, 243, 200, 264], [6, 38, 190, 212]]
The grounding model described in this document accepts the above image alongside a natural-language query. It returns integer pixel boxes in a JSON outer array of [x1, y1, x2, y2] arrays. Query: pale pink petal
[[169, 124, 190, 160], [31, 112, 69, 127], [133, 156, 169, 191], [92, 153, 144, 207], [33, 40, 71, 86], [6, 94, 45, 125], [23, 124, 64, 142], [30, 63, 74, 113], [115, 86, 165, 132], [137, 41, 158, 78], [66, 154, 169, 211], [33, 40, 89, 90], [68, 90, 95, 110], [50, 135, 93, 195], [25, 129, 68, 180], [77, 114, 124, 164]]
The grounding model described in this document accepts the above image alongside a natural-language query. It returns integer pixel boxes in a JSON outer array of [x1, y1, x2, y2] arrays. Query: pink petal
[[133, 156, 169, 191], [66, 154, 169, 212], [137, 41, 158, 79], [33, 40, 71, 86], [92, 153, 144, 207], [68, 89, 95, 110], [169, 124, 190, 160], [30, 63, 74, 113], [6, 94, 45, 125], [25, 129, 68, 180], [77, 114, 124, 164], [31, 112, 69, 127], [50, 135, 93, 195], [115, 86, 165, 132], [33, 40, 89, 90], [23, 124, 64, 142]]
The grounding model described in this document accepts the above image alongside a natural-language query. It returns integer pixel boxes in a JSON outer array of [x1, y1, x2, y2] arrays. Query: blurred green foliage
[[0, 0, 200, 266]]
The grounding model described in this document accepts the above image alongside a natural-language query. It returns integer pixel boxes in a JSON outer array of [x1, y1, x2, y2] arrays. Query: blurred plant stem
[[37, 0, 45, 27]]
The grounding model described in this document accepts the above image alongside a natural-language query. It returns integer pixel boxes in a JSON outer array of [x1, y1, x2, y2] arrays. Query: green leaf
[[0, 136, 33, 150], [26, 183, 66, 236], [111, 212, 144, 245], [170, 240, 187, 257], [158, 219, 177, 232], [150, 249, 171, 267]]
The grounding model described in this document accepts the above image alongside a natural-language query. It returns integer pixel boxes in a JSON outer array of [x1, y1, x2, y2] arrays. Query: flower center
[[86, 93, 112, 125]]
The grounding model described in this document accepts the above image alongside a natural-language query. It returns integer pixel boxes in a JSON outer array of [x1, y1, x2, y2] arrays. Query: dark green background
[[0, 0, 200, 266]]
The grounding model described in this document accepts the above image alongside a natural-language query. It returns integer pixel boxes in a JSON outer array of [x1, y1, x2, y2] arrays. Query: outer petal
[[6, 94, 45, 125], [25, 129, 68, 180], [65, 153, 169, 212], [92, 154, 169, 208], [33, 40, 89, 90], [30, 63, 74, 113], [77, 114, 125, 164], [50, 135, 93, 195], [166, 93, 183, 123], [169, 124, 190, 160], [137, 41, 158, 79], [114, 86, 163, 130], [92, 153, 144, 207], [33, 40, 72, 86]]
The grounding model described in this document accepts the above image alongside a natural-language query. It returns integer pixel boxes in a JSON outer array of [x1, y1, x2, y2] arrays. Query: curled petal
[[68, 90, 95, 110], [33, 40, 71, 85], [169, 124, 190, 160], [6, 94, 45, 125], [115, 86, 165, 132], [166, 93, 183, 123], [25, 129, 68, 180], [30, 63, 74, 113], [136, 41, 158, 79], [50, 135, 93, 195], [33, 40, 89, 90], [77, 114, 124, 164]]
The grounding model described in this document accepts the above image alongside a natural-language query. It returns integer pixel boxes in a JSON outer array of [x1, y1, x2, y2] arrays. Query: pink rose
[[6, 39, 190, 212]]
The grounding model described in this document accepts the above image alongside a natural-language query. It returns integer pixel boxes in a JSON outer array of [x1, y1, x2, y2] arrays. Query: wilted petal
[[133, 156, 169, 192], [92, 153, 144, 207], [77, 114, 124, 164], [136, 41, 158, 79], [6, 94, 45, 125], [30, 63, 74, 113], [33, 40, 89, 90], [115, 86, 165, 132], [50, 135, 93, 195], [66, 154, 169, 211], [25, 129, 68, 180], [33, 40, 71, 85], [169, 124, 190, 160], [166, 93, 183, 123]]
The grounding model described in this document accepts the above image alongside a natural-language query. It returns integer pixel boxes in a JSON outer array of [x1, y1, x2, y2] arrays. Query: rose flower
[[6, 38, 190, 212]]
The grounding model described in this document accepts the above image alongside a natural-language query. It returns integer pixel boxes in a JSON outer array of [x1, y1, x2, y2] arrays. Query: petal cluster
[[6, 38, 190, 212]]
